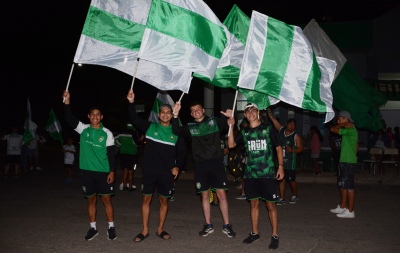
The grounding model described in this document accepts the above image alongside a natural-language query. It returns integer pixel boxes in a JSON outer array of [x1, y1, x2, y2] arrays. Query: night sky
[[1, 0, 399, 134]]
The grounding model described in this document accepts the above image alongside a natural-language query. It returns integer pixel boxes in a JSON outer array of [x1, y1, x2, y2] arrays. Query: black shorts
[[337, 162, 356, 190], [81, 170, 115, 197], [6, 155, 20, 164], [194, 158, 228, 193], [244, 178, 279, 202], [120, 154, 138, 171], [141, 170, 174, 198], [284, 169, 296, 182]]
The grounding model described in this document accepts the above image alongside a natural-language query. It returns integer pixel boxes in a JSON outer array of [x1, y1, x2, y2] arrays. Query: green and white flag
[[74, 0, 192, 93], [238, 11, 336, 122], [138, 0, 231, 80], [148, 91, 175, 123], [22, 98, 37, 145], [303, 19, 387, 131], [45, 109, 63, 144]]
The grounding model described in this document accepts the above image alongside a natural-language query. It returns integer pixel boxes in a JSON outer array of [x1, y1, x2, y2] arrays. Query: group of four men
[[62, 89, 358, 250]]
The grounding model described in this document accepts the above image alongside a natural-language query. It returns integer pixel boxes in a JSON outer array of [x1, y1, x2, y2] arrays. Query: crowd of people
[[4, 90, 398, 250]]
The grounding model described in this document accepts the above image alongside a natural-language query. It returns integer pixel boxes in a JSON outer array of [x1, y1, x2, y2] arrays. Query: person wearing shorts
[[228, 103, 284, 249], [63, 91, 117, 241], [172, 101, 236, 238], [329, 111, 358, 218], [127, 90, 185, 242], [267, 108, 303, 205], [2, 127, 22, 178]]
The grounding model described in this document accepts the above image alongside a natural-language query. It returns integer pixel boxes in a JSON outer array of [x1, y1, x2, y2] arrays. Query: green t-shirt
[[339, 127, 358, 164], [115, 133, 138, 155]]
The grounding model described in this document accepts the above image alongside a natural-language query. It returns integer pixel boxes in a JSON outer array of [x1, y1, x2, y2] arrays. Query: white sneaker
[[36, 167, 43, 171], [336, 209, 355, 218], [330, 205, 346, 214], [119, 183, 124, 190], [289, 196, 299, 204], [132, 185, 136, 189]]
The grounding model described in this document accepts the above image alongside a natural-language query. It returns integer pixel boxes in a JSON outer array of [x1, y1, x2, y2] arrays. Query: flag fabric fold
[[138, 0, 231, 80], [303, 19, 387, 131], [238, 11, 336, 122], [74, 0, 192, 93], [22, 98, 37, 145], [45, 109, 63, 144]]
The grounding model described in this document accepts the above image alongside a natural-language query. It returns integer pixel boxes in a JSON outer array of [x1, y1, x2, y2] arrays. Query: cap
[[244, 103, 258, 111], [338, 111, 354, 123], [126, 123, 134, 130]]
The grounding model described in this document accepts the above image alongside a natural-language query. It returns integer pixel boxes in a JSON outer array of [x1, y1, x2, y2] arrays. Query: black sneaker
[[107, 227, 117, 240], [199, 224, 214, 237], [222, 224, 236, 238], [85, 228, 98, 241], [243, 232, 260, 244], [268, 235, 279, 249]]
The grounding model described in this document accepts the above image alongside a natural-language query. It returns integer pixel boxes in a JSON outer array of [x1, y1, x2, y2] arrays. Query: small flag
[[22, 98, 37, 145], [148, 91, 175, 123], [45, 109, 63, 144]]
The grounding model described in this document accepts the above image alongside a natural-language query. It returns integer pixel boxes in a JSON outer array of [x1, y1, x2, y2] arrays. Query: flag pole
[[228, 89, 239, 137], [130, 59, 140, 90], [178, 92, 185, 103], [63, 63, 75, 103]]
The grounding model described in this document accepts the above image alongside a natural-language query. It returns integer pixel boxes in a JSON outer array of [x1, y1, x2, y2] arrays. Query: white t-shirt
[[63, 144, 76, 164], [2, 133, 22, 155]]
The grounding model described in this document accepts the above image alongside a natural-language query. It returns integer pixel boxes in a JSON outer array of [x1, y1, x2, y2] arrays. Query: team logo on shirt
[[208, 120, 214, 127], [262, 129, 267, 135], [196, 182, 201, 189], [170, 135, 175, 140], [82, 186, 86, 193], [155, 132, 159, 136], [99, 136, 104, 142]]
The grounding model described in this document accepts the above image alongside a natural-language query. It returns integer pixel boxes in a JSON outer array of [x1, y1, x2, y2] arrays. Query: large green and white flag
[[74, 0, 192, 93], [138, 0, 231, 80], [303, 19, 387, 131], [45, 109, 63, 144], [238, 11, 337, 122], [148, 91, 175, 123], [22, 98, 37, 145]]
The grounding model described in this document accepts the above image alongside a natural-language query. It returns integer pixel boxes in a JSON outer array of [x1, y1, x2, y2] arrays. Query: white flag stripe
[[303, 19, 347, 79], [316, 57, 336, 122], [237, 13, 268, 90], [229, 33, 245, 69], [280, 26, 315, 105], [91, 0, 150, 25], [140, 29, 220, 78]]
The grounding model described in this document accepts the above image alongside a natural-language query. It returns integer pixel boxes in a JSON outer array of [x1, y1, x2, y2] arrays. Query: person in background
[[63, 91, 117, 241], [310, 125, 323, 176], [2, 127, 22, 178], [63, 137, 76, 184], [329, 111, 358, 219], [267, 108, 303, 205], [27, 133, 44, 171]]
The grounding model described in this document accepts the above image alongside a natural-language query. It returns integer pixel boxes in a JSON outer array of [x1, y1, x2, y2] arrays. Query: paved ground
[[1, 151, 400, 253]]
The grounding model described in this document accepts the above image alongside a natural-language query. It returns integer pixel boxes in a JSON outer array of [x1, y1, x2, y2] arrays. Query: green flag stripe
[[151, 98, 163, 114], [256, 17, 294, 97], [146, 0, 227, 59], [82, 6, 144, 51], [193, 65, 240, 89], [302, 57, 325, 111], [224, 5, 250, 46]]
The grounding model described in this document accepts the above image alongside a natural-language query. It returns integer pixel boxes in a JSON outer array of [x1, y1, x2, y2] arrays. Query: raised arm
[[126, 90, 151, 134], [267, 108, 282, 131], [63, 91, 79, 129]]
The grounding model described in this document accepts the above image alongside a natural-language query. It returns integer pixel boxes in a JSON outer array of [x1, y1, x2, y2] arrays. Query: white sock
[[108, 221, 114, 228], [90, 222, 96, 230]]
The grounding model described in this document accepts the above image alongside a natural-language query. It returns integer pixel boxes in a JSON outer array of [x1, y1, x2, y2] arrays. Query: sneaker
[[236, 194, 246, 200], [36, 167, 43, 171], [119, 183, 124, 190], [336, 209, 355, 218], [243, 232, 260, 244], [289, 196, 299, 204], [85, 228, 99, 241], [268, 235, 279, 249], [132, 184, 137, 189], [107, 227, 117, 240], [199, 224, 214, 237], [330, 205, 346, 214], [222, 224, 236, 238], [170, 196, 175, 201], [276, 198, 286, 205]]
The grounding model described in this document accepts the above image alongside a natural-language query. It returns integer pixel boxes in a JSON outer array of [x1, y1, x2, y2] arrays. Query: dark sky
[[1, 0, 399, 132]]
